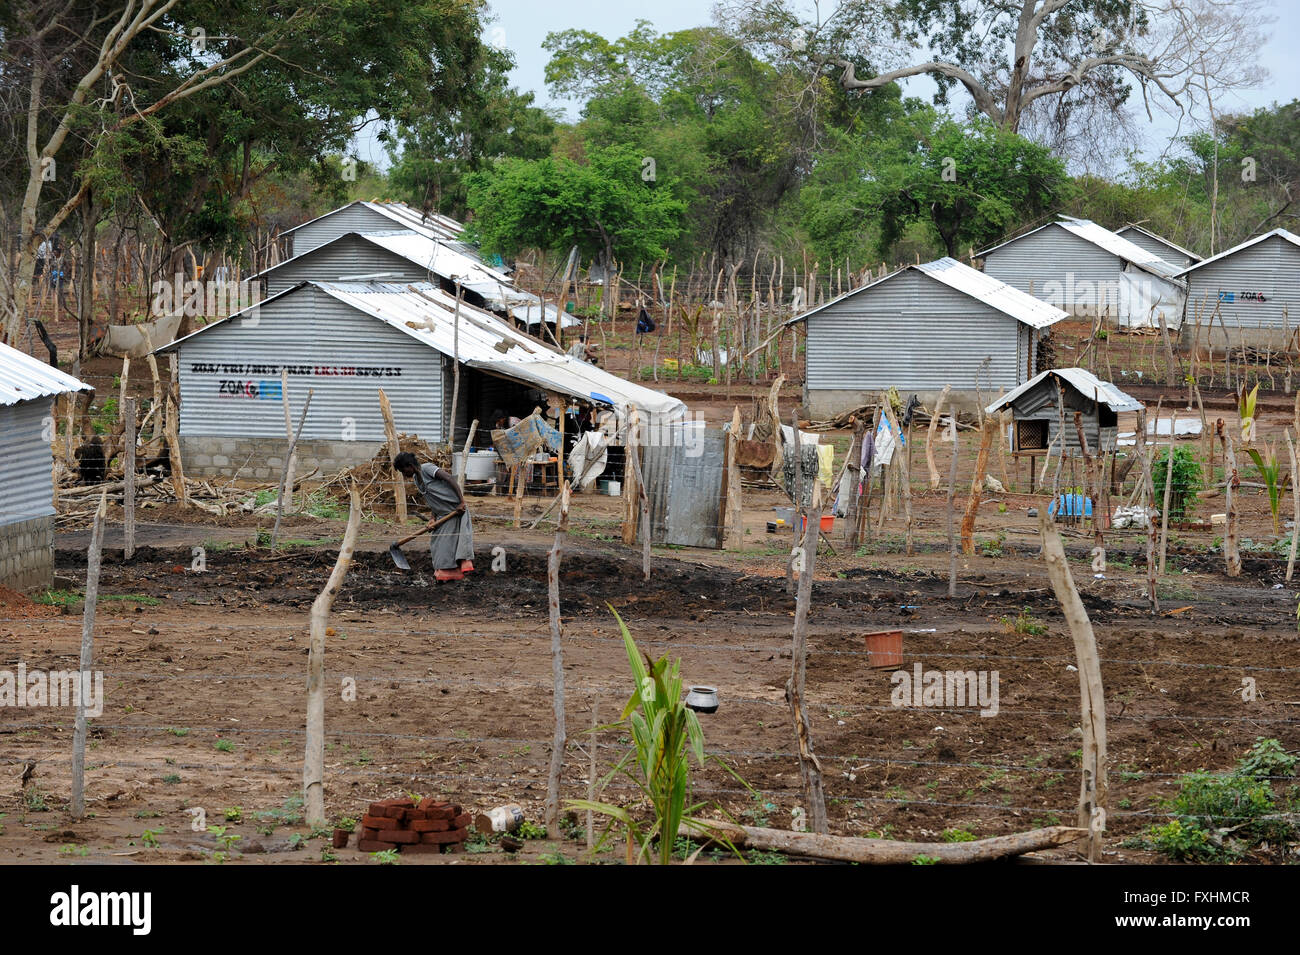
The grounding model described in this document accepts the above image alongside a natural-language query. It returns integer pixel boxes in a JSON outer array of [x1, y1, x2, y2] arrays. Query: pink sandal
[[459, 560, 475, 574], [434, 568, 465, 582]]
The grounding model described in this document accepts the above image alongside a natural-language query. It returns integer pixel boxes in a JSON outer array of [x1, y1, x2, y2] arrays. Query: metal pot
[[684, 685, 719, 714]]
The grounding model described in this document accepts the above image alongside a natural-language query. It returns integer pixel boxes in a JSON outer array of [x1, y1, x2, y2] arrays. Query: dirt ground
[[4, 312, 1298, 865], [2, 473, 1297, 866]]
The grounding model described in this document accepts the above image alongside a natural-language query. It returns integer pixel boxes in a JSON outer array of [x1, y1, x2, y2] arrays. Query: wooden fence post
[[1037, 508, 1108, 862], [946, 422, 960, 598], [378, 388, 407, 522], [272, 389, 314, 547], [724, 406, 743, 549], [304, 484, 361, 828], [1288, 429, 1299, 583], [545, 483, 571, 833], [1225, 433, 1241, 577], [789, 479, 828, 833], [123, 397, 136, 561], [71, 492, 107, 820]]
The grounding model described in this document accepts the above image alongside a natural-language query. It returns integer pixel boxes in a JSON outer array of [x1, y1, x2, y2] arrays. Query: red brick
[[401, 808, 428, 822], [386, 829, 419, 845], [332, 829, 350, 849], [402, 844, 443, 855], [361, 815, 401, 830], [420, 827, 469, 845], [450, 812, 471, 829], [410, 818, 450, 833], [360, 827, 380, 840], [378, 797, 415, 808], [357, 839, 396, 852], [417, 797, 451, 811]]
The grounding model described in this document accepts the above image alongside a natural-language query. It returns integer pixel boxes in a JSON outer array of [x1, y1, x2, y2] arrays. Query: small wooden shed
[[984, 367, 1140, 458]]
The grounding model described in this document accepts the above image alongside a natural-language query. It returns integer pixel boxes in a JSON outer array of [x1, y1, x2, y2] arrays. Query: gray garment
[[413, 464, 474, 570]]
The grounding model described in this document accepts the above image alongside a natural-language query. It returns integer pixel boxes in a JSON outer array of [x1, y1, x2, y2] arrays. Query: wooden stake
[[1037, 509, 1108, 863], [586, 699, 597, 851], [271, 389, 314, 547], [724, 405, 743, 549], [1287, 429, 1299, 583], [627, 409, 651, 580], [164, 396, 188, 507], [457, 419, 480, 489], [880, 397, 914, 555], [70, 492, 106, 820], [1158, 411, 1177, 575], [378, 388, 407, 522], [960, 423, 994, 554], [304, 483, 361, 827], [788, 479, 828, 834], [947, 423, 959, 598], [1225, 433, 1241, 577], [926, 385, 951, 489], [278, 370, 297, 515], [545, 482, 571, 833], [123, 397, 136, 561]]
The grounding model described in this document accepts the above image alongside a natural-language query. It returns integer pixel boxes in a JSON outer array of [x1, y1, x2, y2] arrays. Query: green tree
[[801, 110, 1073, 260], [465, 144, 685, 271]]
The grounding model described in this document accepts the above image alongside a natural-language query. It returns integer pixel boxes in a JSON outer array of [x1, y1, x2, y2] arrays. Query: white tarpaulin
[[1116, 268, 1187, 330]]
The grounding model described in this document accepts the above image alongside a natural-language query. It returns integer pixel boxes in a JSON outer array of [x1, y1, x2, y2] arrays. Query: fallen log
[[683, 821, 1085, 864]]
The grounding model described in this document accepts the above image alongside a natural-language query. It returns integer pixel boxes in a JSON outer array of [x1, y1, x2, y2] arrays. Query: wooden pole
[[449, 283, 462, 447], [724, 405, 743, 549], [304, 483, 361, 827], [1158, 411, 1177, 575], [456, 419, 479, 489], [123, 398, 136, 561], [946, 423, 960, 598], [960, 423, 994, 555], [164, 396, 187, 507], [627, 409, 651, 581], [378, 388, 407, 522], [880, 397, 914, 555], [70, 492, 106, 820], [278, 370, 297, 515], [271, 389, 314, 547], [926, 385, 951, 489], [545, 482, 571, 833], [789, 479, 828, 834], [1225, 433, 1241, 577], [1287, 429, 1299, 583], [586, 699, 597, 851], [1037, 509, 1108, 863]]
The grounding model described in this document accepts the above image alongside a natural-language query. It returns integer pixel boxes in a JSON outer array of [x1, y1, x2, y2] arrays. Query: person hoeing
[[393, 452, 475, 582]]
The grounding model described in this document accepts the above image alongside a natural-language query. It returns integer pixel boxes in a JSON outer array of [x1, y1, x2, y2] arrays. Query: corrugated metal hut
[[984, 367, 1140, 458], [788, 257, 1067, 417], [1176, 229, 1300, 349], [0, 343, 91, 592], [979, 217, 1186, 328], [1115, 224, 1202, 270], [155, 281, 685, 479]]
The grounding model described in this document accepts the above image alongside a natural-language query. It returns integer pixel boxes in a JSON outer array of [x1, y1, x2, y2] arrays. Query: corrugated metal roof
[[254, 230, 579, 327], [1174, 228, 1300, 277], [0, 341, 92, 406], [1116, 224, 1201, 263], [985, 366, 1141, 415], [280, 200, 465, 243], [789, 257, 1068, 329], [979, 218, 1184, 282], [159, 282, 685, 420]]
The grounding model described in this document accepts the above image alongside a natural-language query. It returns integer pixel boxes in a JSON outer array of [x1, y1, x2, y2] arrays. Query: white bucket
[[607, 480, 621, 496], [453, 450, 499, 482]]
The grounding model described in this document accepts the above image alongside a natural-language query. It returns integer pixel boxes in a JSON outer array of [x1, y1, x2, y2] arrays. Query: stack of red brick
[[341, 797, 471, 855]]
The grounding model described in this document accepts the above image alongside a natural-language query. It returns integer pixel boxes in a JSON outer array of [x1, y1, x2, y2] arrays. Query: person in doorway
[[393, 452, 475, 582], [491, 408, 521, 431]]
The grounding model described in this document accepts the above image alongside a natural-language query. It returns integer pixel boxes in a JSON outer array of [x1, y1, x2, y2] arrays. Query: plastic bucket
[[864, 630, 904, 669], [796, 514, 835, 534], [607, 480, 621, 496]]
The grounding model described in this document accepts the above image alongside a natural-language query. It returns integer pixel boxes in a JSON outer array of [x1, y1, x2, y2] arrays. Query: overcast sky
[[354, 0, 1298, 172]]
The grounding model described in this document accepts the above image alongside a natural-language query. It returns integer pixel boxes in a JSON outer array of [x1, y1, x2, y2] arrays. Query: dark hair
[[392, 451, 418, 471]]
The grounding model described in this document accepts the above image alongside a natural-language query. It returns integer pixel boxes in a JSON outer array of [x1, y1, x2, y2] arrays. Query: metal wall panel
[[0, 399, 56, 526], [267, 235, 430, 294], [175, 286, 445, 444], [642, 427, 725, 549], [1185, 235, 1300, 330], [804, 269, 1023, 394], [983, 224, 1126, 307], [290, 206, 402, 256]]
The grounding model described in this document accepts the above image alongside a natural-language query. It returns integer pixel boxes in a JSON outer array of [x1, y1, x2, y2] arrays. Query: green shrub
[[1151, 446, 1202, 522]]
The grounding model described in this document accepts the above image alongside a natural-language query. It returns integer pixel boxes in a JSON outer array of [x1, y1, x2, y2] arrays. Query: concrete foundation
[[179, 436, 384, 480], [0, 515, 54, 594]]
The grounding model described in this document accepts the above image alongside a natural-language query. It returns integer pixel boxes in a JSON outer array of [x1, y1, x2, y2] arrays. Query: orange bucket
[[864, 630, 904, 669]]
